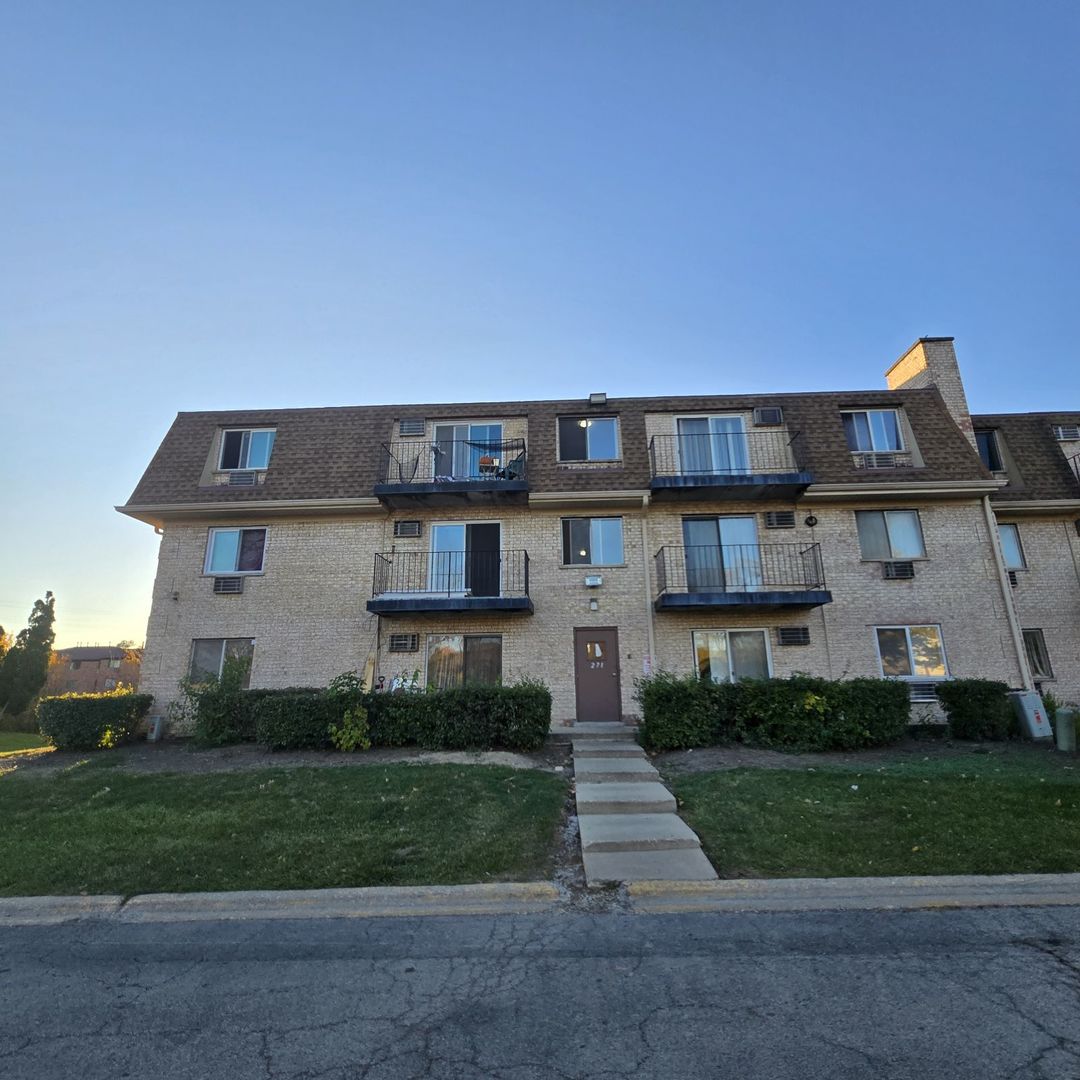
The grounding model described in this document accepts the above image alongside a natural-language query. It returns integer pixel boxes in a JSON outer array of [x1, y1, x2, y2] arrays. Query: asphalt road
[[2, 905, 1079, 1079]]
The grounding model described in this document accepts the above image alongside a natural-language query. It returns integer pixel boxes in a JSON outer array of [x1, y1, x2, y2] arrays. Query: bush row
[[253, 682, 552, 753], [935, 679, 1018, 741], [636, 673, 913, 752], [36, 689, 154, 750]]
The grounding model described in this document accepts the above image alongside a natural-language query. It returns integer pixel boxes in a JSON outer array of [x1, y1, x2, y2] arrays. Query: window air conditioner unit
[[399, 419, 426, 436], [753, 406, 784, 426], [388, 633, 419, 653], [855, 452, 901, 469], [882, 561, 915, 580], [1052, 424, 1080, 441], [213, 576, 244, 595], [1008, 570, 1019, 588], [776, 626, 811, 646], [907, 682, 940, 703], [228, 471, 257, 487], [393, 520, 422, 538], [764, 510, 796, 529]]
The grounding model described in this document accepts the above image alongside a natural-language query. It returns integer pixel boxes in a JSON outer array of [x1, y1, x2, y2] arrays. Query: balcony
[[374, 439, 528, 507], [649, 431, 811, 500], [1068, 451, 1080, 487], [653, 543, 832, 611], [366, 549, 533, 615]]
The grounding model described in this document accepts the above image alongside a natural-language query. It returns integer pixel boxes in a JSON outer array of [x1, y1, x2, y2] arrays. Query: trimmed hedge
[[252, 682, 552, 753], [935, 679, 1017, 741], [636, 674, 911, 752], [37, 690, 154, 751]]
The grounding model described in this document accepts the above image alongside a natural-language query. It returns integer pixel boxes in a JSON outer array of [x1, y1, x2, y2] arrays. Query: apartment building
[[120, 338, 1076, 728], [44, 646, 142, 696]]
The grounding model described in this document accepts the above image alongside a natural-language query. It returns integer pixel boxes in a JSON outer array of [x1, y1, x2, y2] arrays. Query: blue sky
[[1, 1, 1077, 647]]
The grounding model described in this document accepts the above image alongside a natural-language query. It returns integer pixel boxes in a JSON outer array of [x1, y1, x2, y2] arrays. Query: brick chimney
[[885, 337, 977, 450]]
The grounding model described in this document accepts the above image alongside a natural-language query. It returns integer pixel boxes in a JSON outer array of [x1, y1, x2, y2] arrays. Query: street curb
[[627, 873, 1080, 913], [0, 883, 561, 926]]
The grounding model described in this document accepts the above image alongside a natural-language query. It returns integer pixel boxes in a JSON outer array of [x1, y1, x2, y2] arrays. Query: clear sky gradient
[[1, 1, 1077, 648]]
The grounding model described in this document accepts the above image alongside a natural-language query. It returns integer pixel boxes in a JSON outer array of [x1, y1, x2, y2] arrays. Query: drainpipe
[[982, 495, 1034, 690], [640, 495, 657, 675]]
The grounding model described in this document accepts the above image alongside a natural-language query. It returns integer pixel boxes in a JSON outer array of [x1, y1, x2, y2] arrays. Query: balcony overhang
[[373, 479, 529, 508], [649, 471, 813, 501], [654, 589, 833, 612], [367, 595, 534, 615]]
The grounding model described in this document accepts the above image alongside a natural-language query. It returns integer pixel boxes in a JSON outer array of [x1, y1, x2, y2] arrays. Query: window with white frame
[[875, 625, 948, 680], [855, 510, 926, 560], [426, 634, 502, 688], [692, 629, 771, 684], [189, 638, 254, 685], [1022, 629, 1053, 679], [205, 528, 267, 574], [557, 416, 620, 461], [998, 523, 1026, 570], [561, 517, 624, 565], [842, 410, 903, 453], [219, 429, 276, 471]]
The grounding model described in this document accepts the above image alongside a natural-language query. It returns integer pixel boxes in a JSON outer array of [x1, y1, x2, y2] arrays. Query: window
[[426, 634, 502, 688], [562, 518, 624, 565], [219, 429, 275, 471], [855, 511, 926, 560], [875, 626, 948, 679], [205, 528, 267, 574], [842, 410, 903, 452], [1052, 424, 1080, 442], [975, 430, 1003, 472], [998, 524, 1026, 570], [1022, 630, 1053, 679], [70, 660, 81, 671], [103, 678, 117, 691], [558, 416, 619, 461], [109, 658, 122, 670], [693, 629, 771, 684], [189, 638, 254, 685]]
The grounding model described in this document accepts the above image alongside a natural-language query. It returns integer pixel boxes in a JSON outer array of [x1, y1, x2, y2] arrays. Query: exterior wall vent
[[776, 626, 811, 646], [908, 681, 940, 703], [764, 510, 796, 529], [388, 633, 419, 653], [1052, 424, 1080, 441], [393, 520, 422, 538], [753, 406, 784, 426], [213, 576, 244, 595], [883, 561, 915, 580], [399, 419, 426, 437], [228, 471, 257, 487], [1008, 569, 1019, 588]]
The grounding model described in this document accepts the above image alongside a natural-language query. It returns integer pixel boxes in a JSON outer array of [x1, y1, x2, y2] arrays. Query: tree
[[0, 593, 57, 718]]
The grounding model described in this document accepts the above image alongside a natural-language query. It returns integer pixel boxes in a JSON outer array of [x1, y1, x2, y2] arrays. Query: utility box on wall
[[1009, 691, 1053, 740]]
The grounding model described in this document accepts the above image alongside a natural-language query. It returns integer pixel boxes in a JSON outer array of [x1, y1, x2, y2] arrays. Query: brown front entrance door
[[574, 627, 621, 723]]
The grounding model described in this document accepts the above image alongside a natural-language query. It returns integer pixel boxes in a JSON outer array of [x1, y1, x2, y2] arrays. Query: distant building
[[45, 646, 143, 696]]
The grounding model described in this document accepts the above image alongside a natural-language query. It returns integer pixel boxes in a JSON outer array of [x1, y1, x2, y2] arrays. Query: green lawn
[[0, 732, 51, 755], [670, 751, 1080, 878], [0, 763, 568, 896]]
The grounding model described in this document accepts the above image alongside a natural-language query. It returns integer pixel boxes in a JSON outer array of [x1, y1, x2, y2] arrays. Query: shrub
[[253, 693, 339, 751], [635, 672, 737, 751], [326, 671, 370, 752], [936, 679, 1017, 741], [37, 689, 153, 751], [636, 673, 911, 752]]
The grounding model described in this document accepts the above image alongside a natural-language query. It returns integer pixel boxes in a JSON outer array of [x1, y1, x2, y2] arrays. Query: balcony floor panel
[[649, 472, 812, 501], [367, 596, 534, 615], [374, 480, 528, 508], [654, 589, 832, 612]]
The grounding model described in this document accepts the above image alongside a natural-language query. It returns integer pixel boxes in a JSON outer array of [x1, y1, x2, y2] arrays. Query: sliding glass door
[[433, 423, 504, 479], [676, 416, 749, 475], [682, 516, 763, 592], [429, 523, 500, 596]]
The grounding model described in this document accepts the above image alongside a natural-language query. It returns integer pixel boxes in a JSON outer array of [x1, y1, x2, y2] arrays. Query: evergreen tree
[[0, 593, 56, 718]]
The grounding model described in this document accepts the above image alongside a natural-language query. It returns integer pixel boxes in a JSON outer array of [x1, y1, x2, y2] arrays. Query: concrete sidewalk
[[3, 873, 1079, 925]]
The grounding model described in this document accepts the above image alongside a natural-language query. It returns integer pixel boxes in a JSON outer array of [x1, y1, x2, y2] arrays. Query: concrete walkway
[[571, 722, 717, 885]]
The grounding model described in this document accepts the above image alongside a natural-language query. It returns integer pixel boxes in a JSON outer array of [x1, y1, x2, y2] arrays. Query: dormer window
[[220, 429, 275, 471], [975, 430, 1003, 472], [558, 416, 619, 462], [841, 410, 902, 453]]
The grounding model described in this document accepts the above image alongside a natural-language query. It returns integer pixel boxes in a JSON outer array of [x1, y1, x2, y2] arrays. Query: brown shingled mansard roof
[[973, 411, 1080, 502], [120, 386, 991, 513]]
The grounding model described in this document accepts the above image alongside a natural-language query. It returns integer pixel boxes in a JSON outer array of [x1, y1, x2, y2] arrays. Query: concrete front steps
[[568, 721, 718, 886]]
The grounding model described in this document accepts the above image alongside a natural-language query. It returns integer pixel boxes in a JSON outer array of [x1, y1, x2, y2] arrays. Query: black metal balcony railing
[[1068, 451, 1080, 486], [655, 543, 826, 596], [372, 549, 530, 599], [649, 431, 803, 478], [378, 439, 527, 486]]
